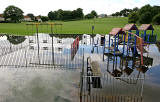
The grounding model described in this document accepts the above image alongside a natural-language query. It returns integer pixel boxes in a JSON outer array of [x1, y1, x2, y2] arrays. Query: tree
[[91, 10, 98, 18], [132, 7, 139, 12], [27, 13, 35, 21], [139, 12, 152, 24], [76, 8, 84, 19], [48, 11, 56, 20], [151, 6, 160, 18], [138, 4, 152, 17], [115, 12, 120, 16], [57, 9, 63, 20], [85, 10, 98, 19], [3, 5, 24, 23], [128, 12, 139, 23], [61, 10, 72, 20], [85, 14, 93, 19], [152, 13, 160, 25], [41, 16, 49, 22]]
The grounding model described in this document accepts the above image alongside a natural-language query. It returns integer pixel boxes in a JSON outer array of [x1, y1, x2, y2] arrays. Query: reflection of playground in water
[[80, 53, 153, 102], [80, 31, 154, 102]]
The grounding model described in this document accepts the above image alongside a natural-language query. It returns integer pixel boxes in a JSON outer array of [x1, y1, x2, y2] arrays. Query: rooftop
[[0, 14, 3, 17], [139, 24, 154, 30], [24, 16, 31, 18], [123, 24, 138, 31], [109, 28, 125, 36]]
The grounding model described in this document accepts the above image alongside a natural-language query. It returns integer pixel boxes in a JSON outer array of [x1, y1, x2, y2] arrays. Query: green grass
[[0, 17, 160, 40]]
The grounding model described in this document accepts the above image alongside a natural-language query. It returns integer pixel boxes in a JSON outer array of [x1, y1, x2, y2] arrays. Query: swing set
[[26, 22, 63, 35]]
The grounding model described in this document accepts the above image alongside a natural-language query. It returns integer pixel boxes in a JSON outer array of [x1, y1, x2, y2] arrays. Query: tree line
[[1, 5, 98, 22], [111, 4, 160, 25], [111, 7, 139, 17], [48, 9, 98, 21], [1, 4, 160, 25], [128, 4, 160, 25]]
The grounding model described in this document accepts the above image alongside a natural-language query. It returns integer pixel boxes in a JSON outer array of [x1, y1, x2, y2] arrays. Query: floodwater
[[0, 34, 159, 102]]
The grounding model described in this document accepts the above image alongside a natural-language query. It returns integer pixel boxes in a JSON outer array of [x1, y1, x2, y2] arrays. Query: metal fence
[[80, 72, 145, 102]]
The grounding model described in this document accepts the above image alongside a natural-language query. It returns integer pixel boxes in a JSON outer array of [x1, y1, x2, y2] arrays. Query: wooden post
[[140, 38, 143, 65]]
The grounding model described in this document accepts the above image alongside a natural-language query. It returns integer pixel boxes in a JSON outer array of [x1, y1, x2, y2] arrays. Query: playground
[[0, 22, 159, 102]]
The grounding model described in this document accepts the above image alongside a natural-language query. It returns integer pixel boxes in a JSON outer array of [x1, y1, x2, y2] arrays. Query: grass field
[[0, 17, 160, 40]]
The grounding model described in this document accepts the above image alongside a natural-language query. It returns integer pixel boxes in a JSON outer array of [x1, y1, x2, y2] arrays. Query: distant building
[[0, 14, 5, 21], [23, 16, 32, 21], [98, 14, 107, 18], [36, 16, 42, 22]]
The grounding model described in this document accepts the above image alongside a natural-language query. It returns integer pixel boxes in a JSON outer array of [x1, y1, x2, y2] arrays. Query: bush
[[41, 16, 49, 22], [128, 12, 139, 23], [152, 13, 160, 25], [139, 12, 152, 24]]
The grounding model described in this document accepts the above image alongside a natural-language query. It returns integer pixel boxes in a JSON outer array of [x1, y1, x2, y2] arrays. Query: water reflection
[[156, 42, 160, 52], [7, 35, 26, 45], [0, 34, 159, 102]]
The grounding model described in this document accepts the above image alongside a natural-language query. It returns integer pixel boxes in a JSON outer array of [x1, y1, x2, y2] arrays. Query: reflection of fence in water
[[80, 73, 144, 102], [28, 47, 83, 69], [0, 35, 83, 69], [0, 47, 83, 69], [0, 36, 29, 57]]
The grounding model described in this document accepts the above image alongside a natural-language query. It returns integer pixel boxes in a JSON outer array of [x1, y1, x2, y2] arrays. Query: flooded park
[[1, 1, 160, 102], [0, 31, 159, 102]]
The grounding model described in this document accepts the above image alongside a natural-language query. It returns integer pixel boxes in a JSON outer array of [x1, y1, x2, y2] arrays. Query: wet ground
[[0, 34, 159, 102]]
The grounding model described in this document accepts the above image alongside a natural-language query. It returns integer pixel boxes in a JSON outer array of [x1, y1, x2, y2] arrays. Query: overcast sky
[[0, 0, 160, 16]]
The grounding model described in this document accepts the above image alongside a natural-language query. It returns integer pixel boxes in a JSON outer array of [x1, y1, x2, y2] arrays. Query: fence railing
[[80, 73, 145, 102]]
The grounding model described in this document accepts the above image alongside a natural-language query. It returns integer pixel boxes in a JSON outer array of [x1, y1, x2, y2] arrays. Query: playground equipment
[[71, 36, 80, 60], [105, 28, 125, 56], [139, 24, 157, 43], [123, 24, 140, 56], [26, 22, 63, 35], [104, 24, 150, 65]]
